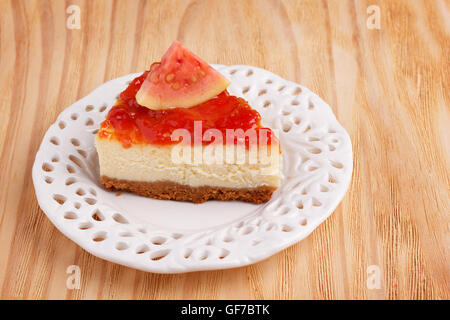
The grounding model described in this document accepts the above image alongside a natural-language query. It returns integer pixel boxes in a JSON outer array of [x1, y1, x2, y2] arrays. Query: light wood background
[[0, 0, 448, 300]]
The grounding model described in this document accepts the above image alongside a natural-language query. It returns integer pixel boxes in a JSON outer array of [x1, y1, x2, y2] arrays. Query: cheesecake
[[95, 42, 281, 203]]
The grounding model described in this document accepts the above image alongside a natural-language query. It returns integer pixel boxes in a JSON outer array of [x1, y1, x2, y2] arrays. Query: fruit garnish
[[136, 41, 230, 110]]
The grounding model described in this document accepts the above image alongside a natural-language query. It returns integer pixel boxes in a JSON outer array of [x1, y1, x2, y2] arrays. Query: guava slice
[[136, 41, 230, 109]]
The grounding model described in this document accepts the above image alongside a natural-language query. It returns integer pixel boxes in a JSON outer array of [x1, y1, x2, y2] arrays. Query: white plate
[[32, 65, 353, 273]]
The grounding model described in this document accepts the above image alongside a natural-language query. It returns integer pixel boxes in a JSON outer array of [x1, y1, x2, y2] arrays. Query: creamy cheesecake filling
[[95, 136, 281, 189]]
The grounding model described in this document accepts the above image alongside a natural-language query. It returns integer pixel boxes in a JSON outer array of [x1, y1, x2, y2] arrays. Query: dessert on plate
[[95, 41, 281, 203]]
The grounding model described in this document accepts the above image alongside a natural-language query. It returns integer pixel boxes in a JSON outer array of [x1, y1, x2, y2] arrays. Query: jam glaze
[[99, 71, 277, 148]]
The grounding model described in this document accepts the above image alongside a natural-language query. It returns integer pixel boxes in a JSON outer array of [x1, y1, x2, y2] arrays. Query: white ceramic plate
[[32, 65, 352, 273]]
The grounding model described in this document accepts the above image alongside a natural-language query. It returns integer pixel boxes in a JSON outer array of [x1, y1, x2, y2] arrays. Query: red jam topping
[[99, 71, 276, 148]]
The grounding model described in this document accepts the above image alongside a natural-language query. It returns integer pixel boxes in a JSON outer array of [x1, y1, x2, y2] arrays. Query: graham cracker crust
[[101, 176, 276, 204]]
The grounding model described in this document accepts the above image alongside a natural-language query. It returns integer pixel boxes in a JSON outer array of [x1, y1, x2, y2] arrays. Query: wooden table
[[0, 0, 448, 300]]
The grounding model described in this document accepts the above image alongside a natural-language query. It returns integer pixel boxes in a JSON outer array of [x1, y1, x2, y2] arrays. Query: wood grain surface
[[0, 0, 449, 300]]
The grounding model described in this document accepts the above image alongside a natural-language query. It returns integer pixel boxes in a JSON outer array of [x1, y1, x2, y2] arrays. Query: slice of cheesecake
[[95, 42, 281, 203]]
